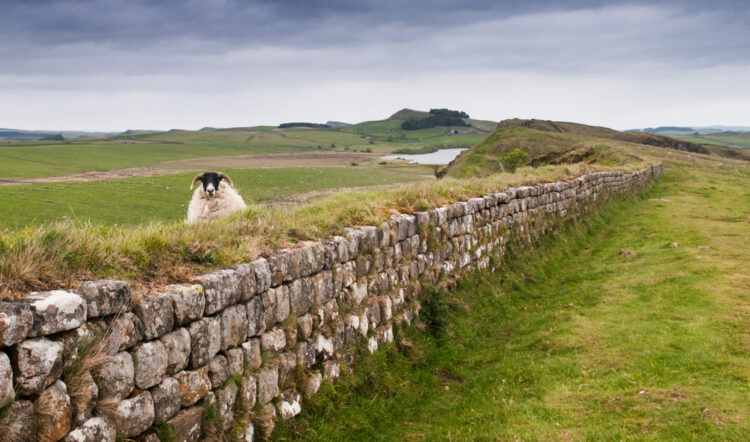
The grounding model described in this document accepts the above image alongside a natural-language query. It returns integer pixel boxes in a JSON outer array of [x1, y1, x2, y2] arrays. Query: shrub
[[500, 149, 530, 173]]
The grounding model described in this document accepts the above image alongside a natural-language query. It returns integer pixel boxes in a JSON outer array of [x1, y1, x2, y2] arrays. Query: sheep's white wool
[[186, 181, 246, 223]]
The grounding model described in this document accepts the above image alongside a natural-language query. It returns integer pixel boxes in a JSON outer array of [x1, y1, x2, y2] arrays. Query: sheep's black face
[[200, 172, 223, 199]]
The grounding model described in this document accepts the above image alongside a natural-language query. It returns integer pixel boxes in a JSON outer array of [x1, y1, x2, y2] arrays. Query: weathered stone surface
[[131, 340, 168, 389], [261, 327, 286, 352], [166, 284, 205, 326], [233, 263, 257, 302], [245, 295, 265, 337], [305, 372, 322, 398], [0, 351, 13, 405], [250, 258, 272, 294], [296, 341, 315, 368], [257, 365, 280, 404], [260, 290, 277, 329], [0, 400, 35, 441], [311, 332, 334, 362], [133, 293, 174, 339], [288, 278, 312, 315], [240, 422, 255, 442], [267, 252, 290, 286], [34, 380, 72, 442], [323, 360, 340, 379], [167, 405, 204, 442], [194, 269, 241, 315], [175, 367, 212, 407], [26, 290, 87, 337], [13, 337, 63, 395], [278, 352, 297, 386], [79, 280, 131, 319], [106, 391, 155, 438], [311, 271, 334, 305], [297, 313, 313, 340], [71, 369, 98, 426], [239, 374, 257, 408], [208, 354, 230, 389], [187, 316, 220, 369], [0, 302, 33, 347], [273, 286, 291, 323], [220, 304, 248, 351], [159, 327, 191, 375], [224, 347, 244, 376], [64, 417, 116, 442], [241, 338, 262, 369], [105, 312, 144, 353], [276, 390, 302, 420], [92, 351, 134, 400], [150, 376, 181, 425], [215, 382, 238, 431]]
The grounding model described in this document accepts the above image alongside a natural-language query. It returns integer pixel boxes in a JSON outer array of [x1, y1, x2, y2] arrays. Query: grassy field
[[273, 159, 750, 440], [675, 132, 750, 151], [0, 110, 489, 179], [0, 166, 429, 228]]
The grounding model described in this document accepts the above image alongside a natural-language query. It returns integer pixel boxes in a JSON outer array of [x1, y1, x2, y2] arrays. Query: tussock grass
[[0, 162, 646, 299]]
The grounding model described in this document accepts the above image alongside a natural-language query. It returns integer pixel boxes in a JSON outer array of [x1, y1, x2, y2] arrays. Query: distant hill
[[440, 118, 729, 178], [326, 121, 351, 127], [0, 128, 119, 141]]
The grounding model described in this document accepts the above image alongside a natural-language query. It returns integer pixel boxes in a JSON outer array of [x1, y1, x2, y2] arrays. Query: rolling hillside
[[440, 118, 747, 178]]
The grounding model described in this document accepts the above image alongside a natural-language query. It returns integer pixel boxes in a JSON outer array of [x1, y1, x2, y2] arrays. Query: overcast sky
[[1, 0, 749, 131]]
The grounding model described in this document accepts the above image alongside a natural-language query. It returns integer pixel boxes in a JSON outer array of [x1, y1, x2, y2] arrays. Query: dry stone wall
[[0, 164, 662, 441]]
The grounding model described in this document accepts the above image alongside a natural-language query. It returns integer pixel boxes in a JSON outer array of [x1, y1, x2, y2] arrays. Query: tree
[[500, 149, 530, 173]]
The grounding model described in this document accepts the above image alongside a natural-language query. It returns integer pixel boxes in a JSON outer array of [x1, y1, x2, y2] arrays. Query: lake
[[381, 148, 467, 165]]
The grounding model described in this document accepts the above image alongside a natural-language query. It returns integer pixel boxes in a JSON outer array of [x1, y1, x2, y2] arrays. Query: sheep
[[186, 171, 247, 223]]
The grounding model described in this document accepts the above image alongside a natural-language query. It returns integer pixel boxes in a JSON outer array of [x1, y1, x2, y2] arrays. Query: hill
[[440, 118, 738, 178]]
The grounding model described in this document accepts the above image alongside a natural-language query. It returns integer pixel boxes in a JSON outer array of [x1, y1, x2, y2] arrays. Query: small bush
[[500, 149, 530, 173]]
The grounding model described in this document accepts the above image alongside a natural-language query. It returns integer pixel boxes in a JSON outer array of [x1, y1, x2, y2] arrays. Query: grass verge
[[271, 160, 750, 440]]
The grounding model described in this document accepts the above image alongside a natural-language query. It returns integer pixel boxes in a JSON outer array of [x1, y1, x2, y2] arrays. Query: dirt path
[[0, 152, 379, 186]]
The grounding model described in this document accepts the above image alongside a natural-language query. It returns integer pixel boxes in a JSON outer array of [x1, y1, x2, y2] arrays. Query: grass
[[675, 132, 750, 151], [0, 162, 636, 298], [0, 166, 428, 228], [271, 159, 750, 440]]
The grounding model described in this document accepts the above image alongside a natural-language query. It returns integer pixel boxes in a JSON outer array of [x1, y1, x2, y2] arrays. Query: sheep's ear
[[217, 172, 234, 188], [190, 173, 203, 190]]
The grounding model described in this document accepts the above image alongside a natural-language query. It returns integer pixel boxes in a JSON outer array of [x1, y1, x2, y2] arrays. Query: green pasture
[[273, 160, 750, 440], [0, 166, 428, 228], [675, 132, 750, 151]]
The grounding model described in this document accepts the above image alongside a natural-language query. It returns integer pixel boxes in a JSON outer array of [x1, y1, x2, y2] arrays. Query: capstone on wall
[[0, 164, 662, 441]]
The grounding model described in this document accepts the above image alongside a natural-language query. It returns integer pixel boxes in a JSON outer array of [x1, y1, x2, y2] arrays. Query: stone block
[[0, 352, 13, 405], [257, 366, 279, 404], [0, 400, 35, 441], [278, 352, 297, 386], [159, 327, 191, 375], [261, 327, 286, 352], [296, 341, 315, 368], [194, 269, 241, 316], [288, 279, 312, 316], [323, 360, 340, 380], [131, 340, 168, 389], [13, 337, 63, 396], [215, 382, 238, 432], [166, 284, 205, 326], [224, 347, 244, 377], [311, 271, 334, 306], [150, 377, 181, 425], [175, 367, 212, 407], [305, 372, 322, 398], [26, 290, 87, 337], [220, 304, 248, 351], [276, 390, 302, 420], [208, 354, 230, 389], [0, 302, 33, 347], [250, 258, 271, 294], [70, 369, 98, 426], [241, 338, 262, 369], [245, 295, 265, 337], [166, 405, 204, 442], [267, 252, 289, 287], [105, 311, 144, 353], [297, 313, 313, 340], [92, 351, 134, 400], [272, 285, 291, 323], [107, 391, 155, 439], [78, 280, 131, 319], [64, 417, 116, 442], [311, 333, 334, 362], [34, 380, 72, 442], [239, 374, 257, 408], [187, 316, 220, 369], [133, 293, 174, 340], [233, 263, 257, 302]]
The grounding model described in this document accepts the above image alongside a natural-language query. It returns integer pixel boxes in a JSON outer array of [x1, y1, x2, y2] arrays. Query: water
[[381, 148, 467, 165]]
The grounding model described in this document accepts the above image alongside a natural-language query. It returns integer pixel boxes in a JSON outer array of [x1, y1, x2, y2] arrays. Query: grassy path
[[273, 161, 750, 440]]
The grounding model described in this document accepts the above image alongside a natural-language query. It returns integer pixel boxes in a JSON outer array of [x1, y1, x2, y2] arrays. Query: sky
[[1, 0, 749, 131]]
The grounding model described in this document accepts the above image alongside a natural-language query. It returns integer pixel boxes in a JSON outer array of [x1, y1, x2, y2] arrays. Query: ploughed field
[[273, 158, 750, 440]]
